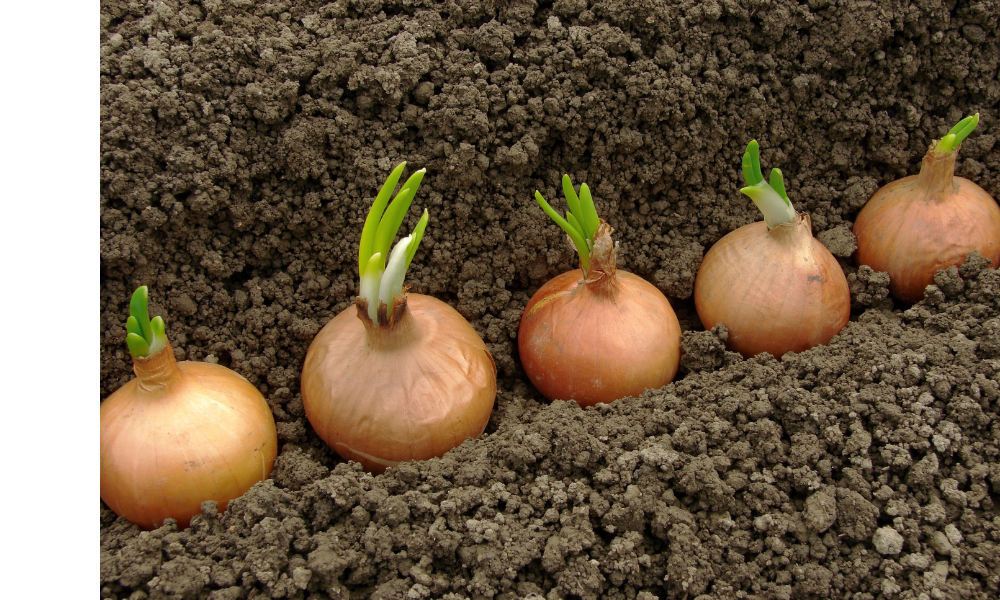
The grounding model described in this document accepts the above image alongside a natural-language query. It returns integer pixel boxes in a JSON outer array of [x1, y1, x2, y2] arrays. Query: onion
[[302, 295, 496, 472], [518, 176, 681, 407], [854, 114, 1000, 302], [694, 141, 850, 358], [100, 287, 278, 530], [301, 163, 496, 473]]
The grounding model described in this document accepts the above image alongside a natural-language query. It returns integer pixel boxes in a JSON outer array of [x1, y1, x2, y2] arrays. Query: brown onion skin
[[301, 293, 496, 474], [100, 342, 278, 530], [694, 213, 850, 359], [518, 225, 681, 407], [854, 145, 1000, 303]]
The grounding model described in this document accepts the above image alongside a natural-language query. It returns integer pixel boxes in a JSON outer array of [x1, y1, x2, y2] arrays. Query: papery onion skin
[[694, 213, 850, 359], [854, 146, 1000, 303], [301, 293, 497, 473], [100, 343, 278, 530], [518, 225, 681, 408]]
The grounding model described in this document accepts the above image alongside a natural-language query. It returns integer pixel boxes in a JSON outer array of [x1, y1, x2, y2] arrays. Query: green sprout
[[358, 163, 429, 322], [739, 140, 797, 229], [125, 286, 167, 358], [934, 113, 979, 153], [534, 175, 602, 270]]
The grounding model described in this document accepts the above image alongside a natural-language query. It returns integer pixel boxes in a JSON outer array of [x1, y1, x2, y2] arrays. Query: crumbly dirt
[[100, 0, 1000, 598]]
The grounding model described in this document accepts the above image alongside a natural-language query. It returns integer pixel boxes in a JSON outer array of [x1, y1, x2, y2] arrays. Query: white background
[[2, 2, 93, 594]]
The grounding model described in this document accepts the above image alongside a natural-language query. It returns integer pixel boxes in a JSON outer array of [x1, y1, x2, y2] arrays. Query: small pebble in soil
[[803, 489, 837, 533], [872, 526, 904, 555], [943, 523, 964, 546], [928, 530, 953, 555]]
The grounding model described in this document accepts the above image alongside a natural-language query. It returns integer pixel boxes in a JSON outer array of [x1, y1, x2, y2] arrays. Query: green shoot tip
[[737, 140, 796, 226], [742, 140, 764, 186], [126, 286, 166, 358], [768, 168, 789, 205], [935, 113, 979, 153], [404, 209, 429, 271], [126, 333, 149, 358], [741, 182, 796, 229], [357, 163, 431, 323], [534, 189, 591, 270]]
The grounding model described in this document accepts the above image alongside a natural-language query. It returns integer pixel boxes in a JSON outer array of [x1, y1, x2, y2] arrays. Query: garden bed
[[100, 0, 1000, 598]]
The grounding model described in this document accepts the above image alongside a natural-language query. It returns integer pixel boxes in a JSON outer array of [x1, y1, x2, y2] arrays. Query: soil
[[100, 1, 1000, 598]]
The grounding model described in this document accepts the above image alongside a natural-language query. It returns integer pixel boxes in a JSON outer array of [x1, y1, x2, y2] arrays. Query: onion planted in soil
[[854, 114, 1000, 303], [518, 176, 682, 407], [301, 163, 496, 473], [694, 141, 850, 358], [100, 287, 278, 530]]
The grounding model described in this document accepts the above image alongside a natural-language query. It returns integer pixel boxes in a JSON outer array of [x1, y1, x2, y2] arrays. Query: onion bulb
[[301, 163, 496, 473], [100, 287, 278, 530], [694, 140, 850, 358], [854, 114, 1000, 302], [518, 175, 681, 407]]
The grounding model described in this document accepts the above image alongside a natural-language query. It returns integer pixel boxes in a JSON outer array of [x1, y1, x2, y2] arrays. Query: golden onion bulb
[[518, 221, 682, 407], [301, 294, 497, 473], [855, 138, 1000, 303], [519, 267, 682, 407], [695, 213, 850, 358], [100, 342, 278, 530]]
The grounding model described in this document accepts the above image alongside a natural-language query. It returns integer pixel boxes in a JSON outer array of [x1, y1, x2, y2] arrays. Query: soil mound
[[101, 1, 1000, 598]]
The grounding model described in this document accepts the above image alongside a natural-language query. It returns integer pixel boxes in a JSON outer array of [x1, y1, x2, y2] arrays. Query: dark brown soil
[[100, 1, 1000, 598]]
